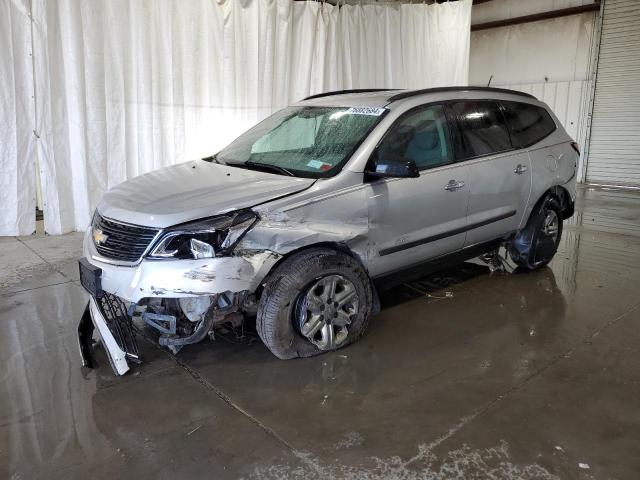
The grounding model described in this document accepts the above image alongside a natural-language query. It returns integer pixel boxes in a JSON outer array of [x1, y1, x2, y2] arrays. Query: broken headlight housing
[[148, 210, 257, 260]]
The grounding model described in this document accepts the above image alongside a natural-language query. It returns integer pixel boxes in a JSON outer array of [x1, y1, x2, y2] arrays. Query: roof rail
[[303, 88, 398, 101], [388, 86, 537, 102]]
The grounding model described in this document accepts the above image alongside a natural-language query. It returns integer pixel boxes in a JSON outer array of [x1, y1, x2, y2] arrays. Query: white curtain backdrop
[[1, 0, 37, 235], [1, 0, 471, 235]]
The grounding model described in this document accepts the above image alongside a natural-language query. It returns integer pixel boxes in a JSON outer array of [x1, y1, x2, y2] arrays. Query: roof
[[298, 89, 401, 108], [387, 86, 536, 101], [298, 86, 537, 108]]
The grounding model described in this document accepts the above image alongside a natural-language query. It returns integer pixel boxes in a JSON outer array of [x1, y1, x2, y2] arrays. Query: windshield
[[216, 106, 386, 178]]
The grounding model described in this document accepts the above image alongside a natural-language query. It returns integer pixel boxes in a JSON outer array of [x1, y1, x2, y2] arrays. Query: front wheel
[[256, 248, 372, 359], [508, 196, 563, 270]]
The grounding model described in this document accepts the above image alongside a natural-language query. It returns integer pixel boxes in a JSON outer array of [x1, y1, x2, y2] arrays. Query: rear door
[[365, 104, 470, 277], [448, 100, 532, 247], [502, 100, 567, 192]]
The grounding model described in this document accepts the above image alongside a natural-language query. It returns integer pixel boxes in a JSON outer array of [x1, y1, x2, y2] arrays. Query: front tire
[[256, 248, 372, 359], [508, 195, 563, 270]]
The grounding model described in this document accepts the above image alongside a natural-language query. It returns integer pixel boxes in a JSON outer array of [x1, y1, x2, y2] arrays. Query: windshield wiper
[[202, 154, 220, 164], [244, 161, 295, 177]]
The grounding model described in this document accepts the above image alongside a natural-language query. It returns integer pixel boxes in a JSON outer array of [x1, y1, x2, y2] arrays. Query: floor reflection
[[2, 186, 640, 479], [554, 186, 640, 296]]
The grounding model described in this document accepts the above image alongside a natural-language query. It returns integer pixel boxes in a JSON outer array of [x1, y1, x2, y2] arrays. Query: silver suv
[[78, 87, 577, 375]]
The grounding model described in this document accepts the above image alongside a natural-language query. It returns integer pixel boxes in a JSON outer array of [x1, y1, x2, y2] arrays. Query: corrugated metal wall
[[586, 0, 640, 186]]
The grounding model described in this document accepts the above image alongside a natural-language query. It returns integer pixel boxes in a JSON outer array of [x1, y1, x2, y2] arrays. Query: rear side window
[[449, 101, 512, 159], [501, 101, 556, 148]]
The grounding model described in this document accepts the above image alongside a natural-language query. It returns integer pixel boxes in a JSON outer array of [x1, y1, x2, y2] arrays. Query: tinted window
[[449, 101, 512, 159], [377, 105, 452, 170], [501, 101, 556, 148]]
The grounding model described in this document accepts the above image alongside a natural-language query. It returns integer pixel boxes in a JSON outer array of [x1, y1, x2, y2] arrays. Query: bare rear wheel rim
[[542, 210, 559, 242], [295, 274, 359, 350], [533, 208, 560, 265]]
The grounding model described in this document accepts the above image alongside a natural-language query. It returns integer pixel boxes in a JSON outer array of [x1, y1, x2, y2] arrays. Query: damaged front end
[[77, 180, 369, 376], [78, 286, 251, 376], [77, 209, 281, 376]]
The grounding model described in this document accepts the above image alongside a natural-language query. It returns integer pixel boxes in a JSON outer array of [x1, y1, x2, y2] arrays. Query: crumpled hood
[[97, 160, 315, 228]]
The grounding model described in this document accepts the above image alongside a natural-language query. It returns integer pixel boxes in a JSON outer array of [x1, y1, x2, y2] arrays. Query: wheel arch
[[526, 185, 574, 225], [549, 185, 574, 219], [253, 242, 380, 314]]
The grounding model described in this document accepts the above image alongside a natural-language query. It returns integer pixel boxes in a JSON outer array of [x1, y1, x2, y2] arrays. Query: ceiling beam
[[471, 1, 600, 32]]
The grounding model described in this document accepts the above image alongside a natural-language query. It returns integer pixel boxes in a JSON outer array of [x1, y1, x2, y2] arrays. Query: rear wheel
[[257, 248, 372, 359], [508, 196, 563, 270]]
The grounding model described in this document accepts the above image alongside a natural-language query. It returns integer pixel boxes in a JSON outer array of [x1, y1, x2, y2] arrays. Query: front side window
[[217, 106, 385, 178], [449, 101, 512, 159], [376, 104, 453, 170], [501, 101, 556, 148]]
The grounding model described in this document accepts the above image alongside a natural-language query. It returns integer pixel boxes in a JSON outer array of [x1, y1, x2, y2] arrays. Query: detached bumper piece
[[98, 293, 140, 361], [78, 293, 140, 376]]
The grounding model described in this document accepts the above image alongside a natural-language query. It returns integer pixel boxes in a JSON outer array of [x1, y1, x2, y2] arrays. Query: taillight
[[571, 142, 580, 155]]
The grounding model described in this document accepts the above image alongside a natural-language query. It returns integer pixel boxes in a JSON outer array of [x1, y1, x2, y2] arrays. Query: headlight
[[148, 210, 257, 260]]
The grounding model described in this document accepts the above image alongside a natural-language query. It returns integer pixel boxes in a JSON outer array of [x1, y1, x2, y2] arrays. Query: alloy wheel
[[295, 274, 359, 350]]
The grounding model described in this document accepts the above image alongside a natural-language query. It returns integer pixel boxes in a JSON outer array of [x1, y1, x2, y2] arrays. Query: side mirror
[[366, 156, 420, 179]]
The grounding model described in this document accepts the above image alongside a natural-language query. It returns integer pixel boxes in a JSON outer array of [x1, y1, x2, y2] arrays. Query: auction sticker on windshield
[[346, 107, 386, 116], [307, 159, 332, 170]]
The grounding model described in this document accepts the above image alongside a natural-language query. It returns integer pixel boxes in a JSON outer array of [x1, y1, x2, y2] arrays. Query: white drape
[[1, 0, 37, 235], [1, 0, 471, 235]]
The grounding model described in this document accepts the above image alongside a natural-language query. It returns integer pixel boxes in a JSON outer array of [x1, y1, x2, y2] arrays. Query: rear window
[[449, 101, 512, 159], [500, 101, 556, 148]]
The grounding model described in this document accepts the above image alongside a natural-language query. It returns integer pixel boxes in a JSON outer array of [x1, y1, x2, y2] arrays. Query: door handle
[[514, 164, 528, 175], [444, 180, 465, 191]]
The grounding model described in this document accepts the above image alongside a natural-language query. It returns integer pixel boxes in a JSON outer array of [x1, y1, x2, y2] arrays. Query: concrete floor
[[1, 185, 639, 480]]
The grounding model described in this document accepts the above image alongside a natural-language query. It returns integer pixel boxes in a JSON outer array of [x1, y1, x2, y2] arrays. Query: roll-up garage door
[[586, 0, 640, 186]]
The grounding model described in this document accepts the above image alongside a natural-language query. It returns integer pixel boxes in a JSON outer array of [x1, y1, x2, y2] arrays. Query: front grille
[[97, 293, 140, 361], [92, 213, 159, 263]]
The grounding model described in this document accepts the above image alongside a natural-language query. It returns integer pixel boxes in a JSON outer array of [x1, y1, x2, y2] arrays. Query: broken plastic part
[[179, 296, 214, 322], [217, 292, 233, 309], [479, 250, 505, 274], [78, 303, 95, 368], [190, 238, 215, 259], [220, 217, 258, 249], [479, 247, 517, 274]]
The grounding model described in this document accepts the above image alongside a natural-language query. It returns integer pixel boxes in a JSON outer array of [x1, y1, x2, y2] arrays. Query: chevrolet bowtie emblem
[[93, 228, 109, 245]]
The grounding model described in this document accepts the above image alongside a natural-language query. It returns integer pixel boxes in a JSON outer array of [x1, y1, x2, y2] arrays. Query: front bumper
[[78, 295, 139, 376], [79, 228, 281, 375], [82, 229, 280, 303]]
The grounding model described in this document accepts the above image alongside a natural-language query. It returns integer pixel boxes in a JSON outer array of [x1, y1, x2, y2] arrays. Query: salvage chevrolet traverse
[[78, 87, 577, 375]]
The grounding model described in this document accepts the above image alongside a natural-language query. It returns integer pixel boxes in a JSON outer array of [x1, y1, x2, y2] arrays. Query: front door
[[365, 104, 470, 277]]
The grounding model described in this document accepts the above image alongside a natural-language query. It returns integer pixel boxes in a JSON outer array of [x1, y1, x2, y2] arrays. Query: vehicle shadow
[[126, 258, 566, 369], [203, 260, 499, 347], [376, 261, 491, 310]]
